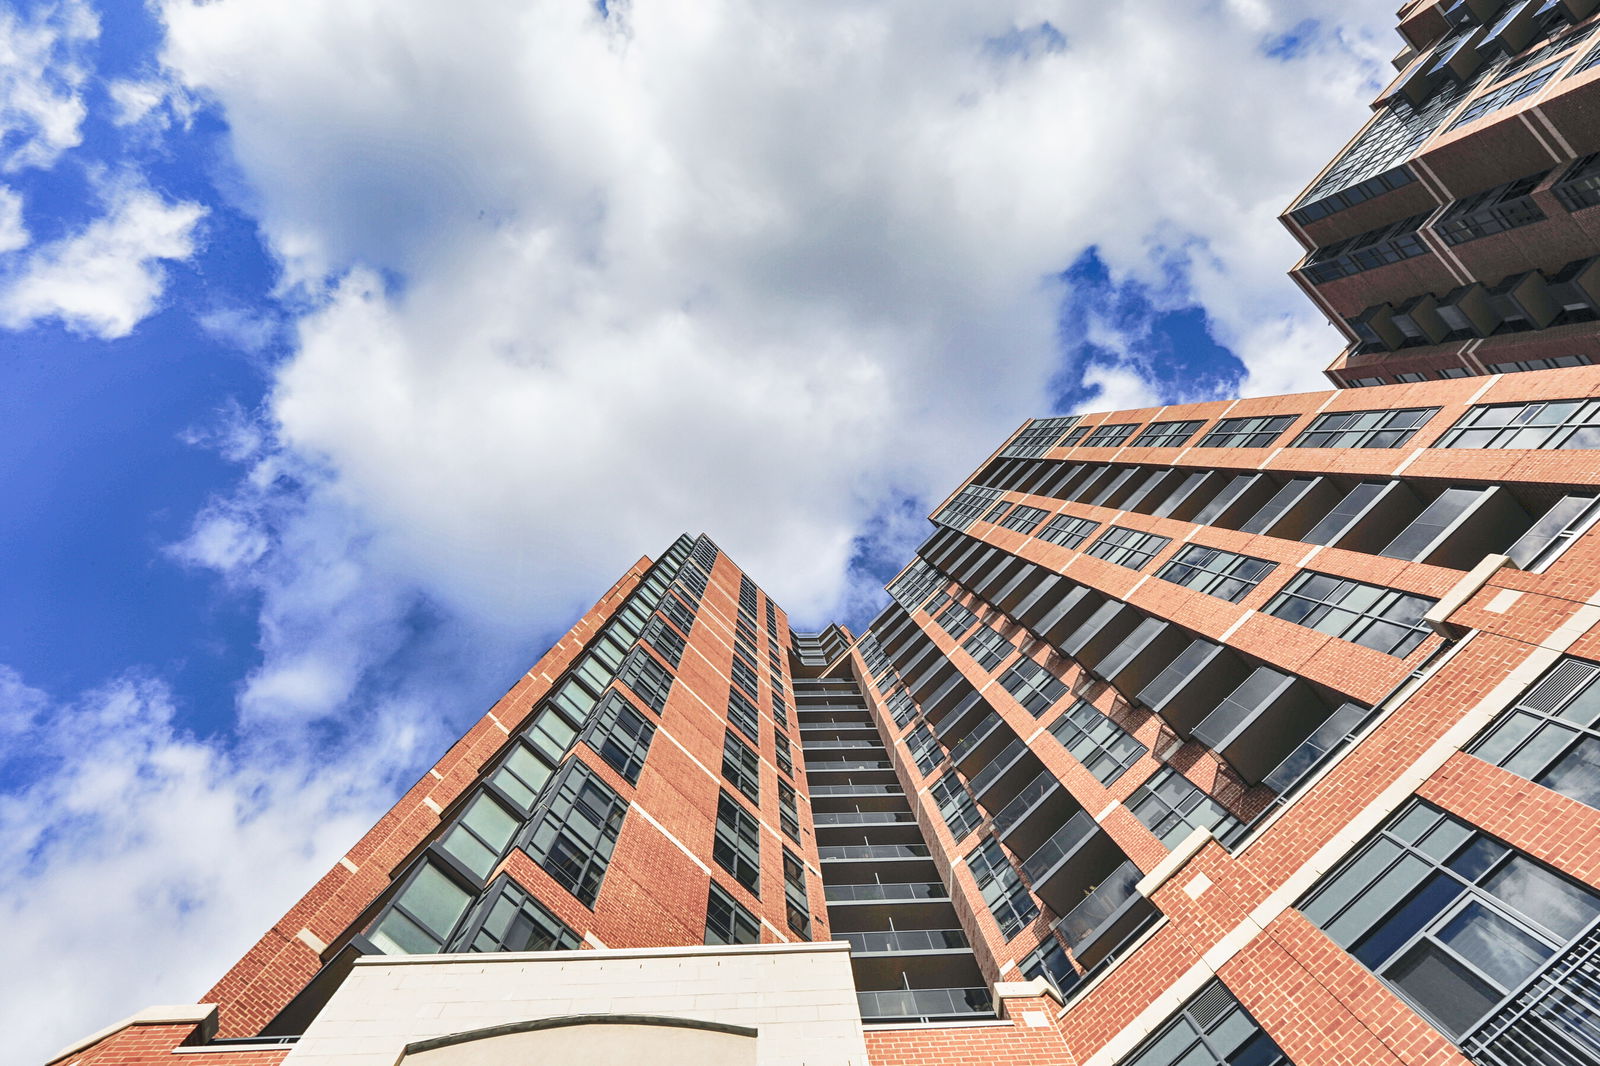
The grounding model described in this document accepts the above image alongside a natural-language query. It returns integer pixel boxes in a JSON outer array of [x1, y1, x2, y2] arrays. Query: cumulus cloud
[[0, 0, 98, 172], [0, 185, 27, 254], [152, 0, 1395, 629], [0, 666, 417, 1065], [0, 176, 205, 338]]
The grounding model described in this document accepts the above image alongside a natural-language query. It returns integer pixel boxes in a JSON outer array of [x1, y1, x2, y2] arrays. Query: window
[[1447, 62, 1561, 132], [704, 881, 761, 945], [1127, 769, 1240, 848], [1299, 799, 1600, 1042], [439, 792, 520, 880], [771, 692, 789, 728], [1554, 152, 1600, 212], [934, 485, 1005, 531], [714, 791, 761, 894], [641, 618, 685, 666], [722, 730, 761, 803], [1486, 355, 1591, 374], [778, 780, 801, 840], [1263, 572, 1437, 657], [1156, 546, 1275, 604], [461, 877, 581, 953], [885, 688, 917, 729], [1293, 407, 1439, 448], [775, 730, 794, 777], [908, 724, 944, 776], [1433, 171, 1548, 245], [982, 501, 1012, 524], [935, 601, 977, 637], [967, 839, 1038, 938], [1083, 422, 1139, 448], [657, 593, 697, 637], [1036, 514, 1099, 550], [1507, 494, 1600, 570], [1469, 657, 1600, 811], [1197, 414, 1297, 449], [1000, 504, 1048, 534], [523, 761, 628, 906], [1131, 419, 1205, 448], [1020, 938, 1078, 998], [367, 861, 474, 955], [1050, 700, 1144, 786], [998, 659, 1067, 716], [1436, 399, 1600, 449], [1004, 416, 1078, 458], [617, 651, 674, 713], [783, 849, 811, 937], [731, 655, 760, 697], [1118, 981, 1288, 1066], [581, 693, 655, 784], [962, 626, 1013, 671], [1085, 526, 1172, 571], [486, 719, 567, 813], [691, 537, 719, 572], [728, 687, 761, 742], [930, 772, 982, 838], [1302, 213, 1429, 284]]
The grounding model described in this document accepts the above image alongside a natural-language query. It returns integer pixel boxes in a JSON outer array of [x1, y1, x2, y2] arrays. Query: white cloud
[[0, 177, 205, 338], [0, 185, 27, 253], [0, 0, 98, 172], [153, 0, 1396, 628]]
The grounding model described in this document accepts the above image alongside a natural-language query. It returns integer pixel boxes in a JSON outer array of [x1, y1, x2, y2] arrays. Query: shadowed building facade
[[49, 3, 1600, 1065]]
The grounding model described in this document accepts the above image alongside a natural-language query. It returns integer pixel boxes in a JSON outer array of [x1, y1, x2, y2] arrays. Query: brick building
[[47, 3, 1600, 1065]]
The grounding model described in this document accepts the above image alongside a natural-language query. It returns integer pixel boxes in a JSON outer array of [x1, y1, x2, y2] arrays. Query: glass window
[[367, 861, 474, 955], [1127, 768, 1241, 848], [488, 734, 561, 814], [1036, 514, 1100, 550], [1469, 657, 1600, 811], [998, 659, 1068, 716], [1436, 399, 1600, 449], [1085, 526, 1172, 571], [1299, 799, 1600, 1042], [1118, 981, 1289, 1066], [962, 625, 1013, 671], [439, 791, 520, 880], [931, 772, 982, 838], [966, 839, 1038, 938], [704, 881, 761, 945], [1004, 416, 1079, 458], [782, 848, 810, 937], [1197, 414, 1298, 449], [1000, 504, 1049, 534], [1506, 494, 1600, 570], [728, 687, 762, 743], [582, 692, 656, 783], [934, 486, 1005, 532], [778, 779, 800, 840], [721, 730, 761, 804], [1263, 572, 1437, 657], [1083, 422, 1140, 448], [1293, 407, 1439, 448], [935, 601, 978, 637], [640, 617, 686, 666], [617, 650, 674, 713], [1050, 700, 1144, 786], [1156, 545, 1275, 603], [1131, 419, 1205, 448], [460, 876, 581, 953], [523, 761, 628, 906], [714, 791, 761, 894]]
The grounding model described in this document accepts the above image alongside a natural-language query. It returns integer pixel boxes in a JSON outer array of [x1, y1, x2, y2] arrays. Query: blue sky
[[0, 0, 1395, 1059]]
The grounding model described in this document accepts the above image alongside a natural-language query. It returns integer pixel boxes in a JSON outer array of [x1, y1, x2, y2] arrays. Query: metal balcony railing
[[812, 810, 915, 825], [1021, 810, 1098, 883], [842, 928, 969, 953], [1056, 859, 1143, 953], [819, 843, 930, 861], [856, 986, 993, 1021], [825, 881, 948, 903], [991, 772, 1057, 836]]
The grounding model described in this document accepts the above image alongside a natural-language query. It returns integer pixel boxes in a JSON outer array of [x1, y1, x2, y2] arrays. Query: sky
[[0, 0, 1397, 1059]]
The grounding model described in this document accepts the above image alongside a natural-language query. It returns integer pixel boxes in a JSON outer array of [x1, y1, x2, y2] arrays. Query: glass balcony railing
[[805, 758, 892, 771], [809, 783, 904, 796], [1057, 859, 1142, 953], [967, 737, 1028, 797], [1021, 810, 1098, 883], [812, 810, 915, 825], [802, 739, 886, 749], [825, 881, 948, 903], [991, 772, 1057, 836], [856, 986, 993, 1021], [842, 928, 969, 953], [818, 843, 930, 860], [947, 714, 1003, 762]]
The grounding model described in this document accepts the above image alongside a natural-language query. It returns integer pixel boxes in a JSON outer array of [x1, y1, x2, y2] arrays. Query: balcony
[[1093, 618, 1190, 696], [1022, 811, 1129, 916], [1054, 859, 1156, 967], [825, 882, 949, 903], [856, 986, 994, 1022], [1192, 667, 1336, 785], [1024, 585, 1105, 646], [966, 737, 1037, 802], [1136, 638, 1248, 734], [805, 757, 892, 771], [820, 843, 930, 861], [948, 713, 1010, 772], [991, 771, 1058, 838], [843, 928, 969, 954], [1061, 601, 1141, 668], [809, 783, 904, 797], [813, 810, 916, 826]]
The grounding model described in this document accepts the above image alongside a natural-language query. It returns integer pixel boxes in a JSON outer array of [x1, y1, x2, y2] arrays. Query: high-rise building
[[48, 5, 1600, 1066]]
